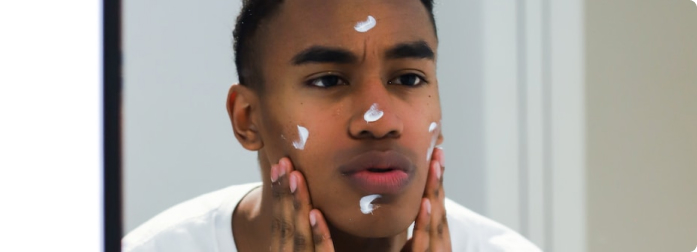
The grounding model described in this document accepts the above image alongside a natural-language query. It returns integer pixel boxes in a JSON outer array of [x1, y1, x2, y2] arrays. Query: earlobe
[[227, 84, 263, 150]]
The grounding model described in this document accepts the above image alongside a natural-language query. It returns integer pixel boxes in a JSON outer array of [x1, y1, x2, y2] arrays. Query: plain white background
[[0, 1, 102, 251]]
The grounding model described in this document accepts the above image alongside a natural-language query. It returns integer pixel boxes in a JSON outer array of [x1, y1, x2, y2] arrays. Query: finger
[[270, 160, 296, 251], [434, 147, 445, 172], [429, 148, 452, 251], [441, 214, 453, 251], [408, 198, 432, 251], [423, 159, 441, 200], [425, 160, 447, 251], [291, 171, 314, 251], [310, 209, 336, 252]]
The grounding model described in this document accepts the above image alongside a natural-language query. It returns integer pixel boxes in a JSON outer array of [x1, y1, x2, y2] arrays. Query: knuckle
[[272, 185, 290, 198], [271, 217, 294, 239], [437, 223, 444, 236], [313, 233, 331, 246], [293, 198, 301, 210], [293, 235, 308, 251], [293, 198, 312, 211]]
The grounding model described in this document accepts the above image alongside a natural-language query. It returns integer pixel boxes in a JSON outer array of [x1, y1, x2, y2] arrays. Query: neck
[[233, 153, 408, 252]]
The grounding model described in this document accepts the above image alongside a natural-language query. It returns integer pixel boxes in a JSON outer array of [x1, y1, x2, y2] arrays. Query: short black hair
[[232, 0, 437, 90]]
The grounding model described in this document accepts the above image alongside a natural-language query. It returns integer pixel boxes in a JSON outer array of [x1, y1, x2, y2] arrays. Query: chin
[[322, 199, 420, 238]]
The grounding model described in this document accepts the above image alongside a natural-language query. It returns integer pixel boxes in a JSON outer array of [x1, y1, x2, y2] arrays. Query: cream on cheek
[[291, 125, 309, 150], [426, 121, 440, 161]]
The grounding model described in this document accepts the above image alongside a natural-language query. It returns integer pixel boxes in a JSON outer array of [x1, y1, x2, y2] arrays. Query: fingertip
[[424, 198, 432, 215], [309, 211, 317, 227], [279, 157, 293, 170], [433, 160, 441, 180], [435, 147, 445, 167], [278, 161, 287, 177], [290, 173, 297, 193], [270, 164, 279, 183]]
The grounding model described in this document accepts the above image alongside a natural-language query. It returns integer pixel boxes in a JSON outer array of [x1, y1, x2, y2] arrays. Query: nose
[[348, 82, 403, 140]]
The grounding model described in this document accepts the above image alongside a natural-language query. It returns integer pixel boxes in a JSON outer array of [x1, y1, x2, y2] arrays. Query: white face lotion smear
[[426, 121, 439, 160], [363, 103, 384, 123], [429, 122, 438, 133], [354, 15, 376, 33], [292, 125, 309, 150], [359, 194, 382, 214]]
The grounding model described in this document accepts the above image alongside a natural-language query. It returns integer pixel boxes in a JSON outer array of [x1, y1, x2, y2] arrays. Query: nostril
[[385, 130, 400, 138], [357, 130, 373, 139]]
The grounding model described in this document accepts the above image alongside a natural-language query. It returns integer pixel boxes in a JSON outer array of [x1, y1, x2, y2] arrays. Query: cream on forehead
[[354, 15, 376, 32], [292, 125, 309, 150], [359, 194, 381, 214], [364, 103, 384, 123]]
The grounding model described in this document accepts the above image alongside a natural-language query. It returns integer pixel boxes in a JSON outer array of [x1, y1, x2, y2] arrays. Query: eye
[[307, 74, 347, 88], [388, 73, 426, 87]]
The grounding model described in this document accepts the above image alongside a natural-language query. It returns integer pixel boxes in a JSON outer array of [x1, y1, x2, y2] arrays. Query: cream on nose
[[363, 103, 384, 123]]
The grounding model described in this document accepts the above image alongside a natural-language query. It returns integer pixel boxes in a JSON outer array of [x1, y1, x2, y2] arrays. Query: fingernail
[[270, 165, 279, 182], [290, 173, 297, 193], [434, 161, 442, 179], [436, 147, 445, 167], [279, 167, 286, 178], [425, 199, 432, 215], [278, 160, 287, 178], [309, 212, 317, 227]]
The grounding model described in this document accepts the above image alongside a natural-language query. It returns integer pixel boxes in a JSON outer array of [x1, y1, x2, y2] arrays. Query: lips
[[338, 150, 414, 195]]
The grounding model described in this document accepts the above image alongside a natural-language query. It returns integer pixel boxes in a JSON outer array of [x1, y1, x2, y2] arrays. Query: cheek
[[279, 120, 342, 176], [399, 111, 442, 164]]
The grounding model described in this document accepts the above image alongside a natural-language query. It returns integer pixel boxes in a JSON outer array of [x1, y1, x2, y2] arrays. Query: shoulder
[[444, 198, 543, 252], [122, 182, 261, 252]]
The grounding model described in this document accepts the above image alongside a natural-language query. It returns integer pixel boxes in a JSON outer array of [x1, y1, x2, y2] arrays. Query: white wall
[[123, 0, 257, 232], [479, 0, 586, 251]]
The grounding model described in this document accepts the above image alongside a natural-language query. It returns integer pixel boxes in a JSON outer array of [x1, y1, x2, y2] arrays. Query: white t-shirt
[[123, 183, 542, 252]]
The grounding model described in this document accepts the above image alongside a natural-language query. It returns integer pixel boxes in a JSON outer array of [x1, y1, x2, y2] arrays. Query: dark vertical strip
[[541, 0, 554, 250], [516, 0, 530, 238], [103, 0, 122, 251]]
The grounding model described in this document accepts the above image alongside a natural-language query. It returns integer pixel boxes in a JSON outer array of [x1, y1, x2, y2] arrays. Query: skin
[[226, 0, 450, 251]]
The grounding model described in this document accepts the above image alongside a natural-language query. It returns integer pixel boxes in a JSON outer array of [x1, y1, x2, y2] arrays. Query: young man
[[123, 0, 542, 251]]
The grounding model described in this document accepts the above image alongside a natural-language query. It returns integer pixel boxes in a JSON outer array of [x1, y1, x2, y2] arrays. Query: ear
[[227, 84, 263, 150]]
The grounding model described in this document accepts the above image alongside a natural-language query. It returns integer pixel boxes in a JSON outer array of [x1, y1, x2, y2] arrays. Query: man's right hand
[[270, 157, 335, 251]]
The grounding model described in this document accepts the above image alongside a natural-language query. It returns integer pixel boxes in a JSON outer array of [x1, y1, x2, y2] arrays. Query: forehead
[[255, 0, 437, 62]]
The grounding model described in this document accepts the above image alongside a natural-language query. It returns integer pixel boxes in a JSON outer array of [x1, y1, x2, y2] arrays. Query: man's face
[[254, 0, 441, 237]]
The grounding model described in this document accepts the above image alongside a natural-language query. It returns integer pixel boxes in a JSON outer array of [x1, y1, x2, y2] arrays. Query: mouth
[[338, 150, 414, 195]]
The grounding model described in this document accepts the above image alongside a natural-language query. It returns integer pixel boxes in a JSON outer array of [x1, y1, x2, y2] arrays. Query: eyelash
[[306, 73, 428, 88]]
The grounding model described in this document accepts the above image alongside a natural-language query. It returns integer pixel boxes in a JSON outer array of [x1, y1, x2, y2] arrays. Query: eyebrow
[[290, 40, 435, 65], [291, 46, 358, 65], [385, 40, 434, 60]]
